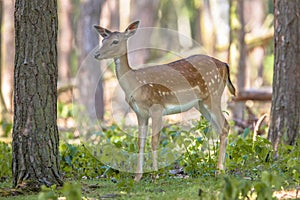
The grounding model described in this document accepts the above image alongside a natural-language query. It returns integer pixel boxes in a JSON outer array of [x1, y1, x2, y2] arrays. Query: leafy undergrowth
[[0, 119, 299, 199]]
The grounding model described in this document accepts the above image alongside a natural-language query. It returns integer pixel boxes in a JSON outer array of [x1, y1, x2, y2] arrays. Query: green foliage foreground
[[0, 120, 299, 199]]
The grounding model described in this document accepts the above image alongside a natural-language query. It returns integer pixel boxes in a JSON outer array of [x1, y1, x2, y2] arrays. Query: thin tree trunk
[[268, 0, 300, 158], [244, 0, 265, 87], [193, 2, 202, 45], [233, 0, 247, 122], [76, 0, 105, 121], [13, 0, 62, 189], [1, 0, 14, 112], [237, 0, 247, 91], [200, 0, 216, 54], [58, 0, 73, 82], [228, 0, 233, 63], [129, 0, 159, 65], [100, 0, 119, 30], [0, 0, 9, 134], [158, 0, 180, 57]]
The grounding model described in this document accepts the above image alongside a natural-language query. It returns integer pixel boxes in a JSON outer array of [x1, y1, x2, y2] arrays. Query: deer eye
[[112, 40, 119, 45]]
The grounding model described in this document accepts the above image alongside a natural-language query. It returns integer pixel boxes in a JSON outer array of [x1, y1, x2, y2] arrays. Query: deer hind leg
[[150, 105, 163, 171], [218, 118, 229, 170], [134, 114, 149, 182], [196, 101, 229, 171]]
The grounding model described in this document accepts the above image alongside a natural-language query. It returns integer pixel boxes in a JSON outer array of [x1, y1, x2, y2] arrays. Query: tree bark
[[268, 0, 300, 158], [13, 0, 62, 188]]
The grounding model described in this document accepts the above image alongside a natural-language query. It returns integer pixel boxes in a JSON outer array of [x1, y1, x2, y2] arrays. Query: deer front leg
[[150, 105, 163, 171], [134, 115, 149, 182]]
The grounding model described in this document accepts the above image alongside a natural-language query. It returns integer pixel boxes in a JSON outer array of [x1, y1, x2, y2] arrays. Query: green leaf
[[242, 128, 250, 138], [62, 182, 82, 200]]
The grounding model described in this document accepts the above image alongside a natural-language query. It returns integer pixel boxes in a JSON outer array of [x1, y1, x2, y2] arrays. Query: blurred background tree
[[0, 0, 14, 137], [76, 0, 105, 121]]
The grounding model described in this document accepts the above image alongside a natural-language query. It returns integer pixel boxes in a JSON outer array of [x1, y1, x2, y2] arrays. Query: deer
[[93, 21, 236, 181]]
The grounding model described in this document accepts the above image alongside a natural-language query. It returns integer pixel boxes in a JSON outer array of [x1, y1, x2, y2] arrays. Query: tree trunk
[[244, 0, 265, 87], [157, 0, 180, 57], [13, 0, 62, 189], [58, 0, 73, 82], [100, 0, 119, 30], [268, 0, 300, 157], [76, 0, 104, 120], [200, 0, 216, 54], [233, 0, 247, 122], [129, 0, 159, 65], [0, 0, 10, 137]]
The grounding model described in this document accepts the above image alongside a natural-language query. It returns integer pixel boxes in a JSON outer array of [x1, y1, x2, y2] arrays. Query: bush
[[60, 143, 107, 179], [0, 142, 12, 179]]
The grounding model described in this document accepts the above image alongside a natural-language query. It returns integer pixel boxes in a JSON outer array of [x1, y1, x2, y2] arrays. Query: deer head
[[93, 21, 140, 60]]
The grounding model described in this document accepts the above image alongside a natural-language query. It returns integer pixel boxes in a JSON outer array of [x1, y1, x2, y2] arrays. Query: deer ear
[[94, 25, 112, 38], [124, 21, 140, 38]]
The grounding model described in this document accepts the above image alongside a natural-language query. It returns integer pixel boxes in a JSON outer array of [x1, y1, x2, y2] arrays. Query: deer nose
[[94, 53, 101, 59]]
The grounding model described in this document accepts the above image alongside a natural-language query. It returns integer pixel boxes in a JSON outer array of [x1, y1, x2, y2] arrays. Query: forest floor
[[0, 176, 299, 199], [0, 119, 299, 199]]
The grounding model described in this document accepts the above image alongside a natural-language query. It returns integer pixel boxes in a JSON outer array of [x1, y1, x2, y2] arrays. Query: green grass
[[82, 178, 210, 199], [0, 176, 223, 200], [1, 172, 295, 200]]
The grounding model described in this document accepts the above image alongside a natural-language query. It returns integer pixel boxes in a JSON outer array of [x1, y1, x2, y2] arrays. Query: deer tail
[[225, 63, 236, 96]]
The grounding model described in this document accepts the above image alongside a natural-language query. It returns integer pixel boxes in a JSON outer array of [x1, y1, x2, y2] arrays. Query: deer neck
[[114, 53, 133, 81], [113, 53, 137, 96]]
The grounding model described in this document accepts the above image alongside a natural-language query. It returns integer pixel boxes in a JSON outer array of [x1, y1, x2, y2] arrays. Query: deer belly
[[163, 99, 198, 115]]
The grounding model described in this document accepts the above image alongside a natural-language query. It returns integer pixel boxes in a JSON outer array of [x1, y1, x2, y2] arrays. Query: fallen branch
[[233, 88, 272, 102]]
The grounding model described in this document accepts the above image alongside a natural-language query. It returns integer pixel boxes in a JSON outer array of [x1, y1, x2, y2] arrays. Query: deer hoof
[[134, 173, 143, 182]]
